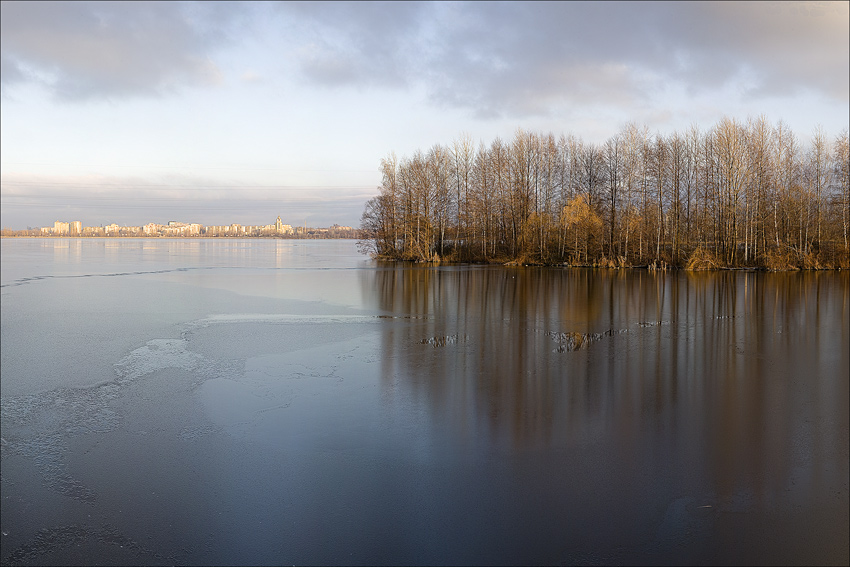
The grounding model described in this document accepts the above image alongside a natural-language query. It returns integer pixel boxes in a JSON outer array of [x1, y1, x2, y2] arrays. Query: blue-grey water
[[1, 238, 848, 565]]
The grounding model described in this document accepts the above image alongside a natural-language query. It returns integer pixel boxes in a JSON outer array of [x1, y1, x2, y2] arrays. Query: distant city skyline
[[3, 215, 354, 237], [2, 2, 848, 229]]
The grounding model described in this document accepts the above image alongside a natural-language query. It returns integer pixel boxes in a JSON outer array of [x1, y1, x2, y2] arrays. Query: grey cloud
[[429, 1, 847, 117], [274, 2, 661, 115], [0, 54, 28, 89], [275, 1, 428, 88], [297, 43, 365, 88], [652, 2, 849, 99], [0, 1, 238, 101], [275, 1, 848, 119], [3, 1, 845, 115], [411, 2, 666, 118]]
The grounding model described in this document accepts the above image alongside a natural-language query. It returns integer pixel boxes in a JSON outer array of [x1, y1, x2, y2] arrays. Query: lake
[[1, 238, 847, 565]]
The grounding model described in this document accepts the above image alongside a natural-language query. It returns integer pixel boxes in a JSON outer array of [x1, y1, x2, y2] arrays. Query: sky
[[1, 1, 848, 230]]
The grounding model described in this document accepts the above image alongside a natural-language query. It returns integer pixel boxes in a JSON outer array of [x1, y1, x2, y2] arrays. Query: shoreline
[[3, 236, 845, 270], [368, 255, 847, 272]]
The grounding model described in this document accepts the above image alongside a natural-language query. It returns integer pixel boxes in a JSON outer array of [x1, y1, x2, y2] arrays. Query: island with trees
[[358, 117, 849, 270]]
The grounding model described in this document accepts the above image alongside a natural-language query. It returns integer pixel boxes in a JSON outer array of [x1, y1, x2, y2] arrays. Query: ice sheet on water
[[113, 337, 242, 385], [1, 336, 240, 505], [1, 384, 120, 503], [637, 320, 672, 327], [545, 329, 629, 352], [1, 523, 169, 566], [178, 423, 220, 441], [184, 313, 381, 333], [418, 334, 468, 347], [0, 266, 211, 288], [182, 313, 380, 362], [113, 339, 205, 382]]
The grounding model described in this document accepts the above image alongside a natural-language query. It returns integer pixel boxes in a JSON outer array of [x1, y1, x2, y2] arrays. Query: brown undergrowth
[[684, 247, 723, 271]]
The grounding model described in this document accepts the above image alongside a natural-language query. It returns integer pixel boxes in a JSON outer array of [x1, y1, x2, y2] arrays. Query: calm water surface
[[1, 238, 848, 565]]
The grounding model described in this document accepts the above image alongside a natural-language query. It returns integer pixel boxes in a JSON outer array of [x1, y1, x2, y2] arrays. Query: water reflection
[[363, 265, 848, 561], [15, 237, 365, 273], [2, 237, 846, 564]]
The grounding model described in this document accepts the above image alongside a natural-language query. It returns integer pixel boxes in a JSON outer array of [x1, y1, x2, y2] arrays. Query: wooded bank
[[359, 117, 849, 270]]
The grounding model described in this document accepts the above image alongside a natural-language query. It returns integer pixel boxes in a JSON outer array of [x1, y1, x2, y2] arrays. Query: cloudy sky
[[1, 1, 848, 229]]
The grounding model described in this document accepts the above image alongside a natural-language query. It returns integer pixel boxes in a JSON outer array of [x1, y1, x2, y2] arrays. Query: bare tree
[[604, 136, 623, 259], [808, 126, 830, 252], [452, 133, 475, 255], [833, 130, 850, 253]]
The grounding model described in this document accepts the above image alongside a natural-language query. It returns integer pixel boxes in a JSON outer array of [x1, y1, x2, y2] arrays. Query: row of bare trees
[[360, 117, 850, 269]]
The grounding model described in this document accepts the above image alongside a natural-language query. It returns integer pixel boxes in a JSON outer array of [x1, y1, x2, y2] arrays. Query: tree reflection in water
[[363, 265, 849, 563]]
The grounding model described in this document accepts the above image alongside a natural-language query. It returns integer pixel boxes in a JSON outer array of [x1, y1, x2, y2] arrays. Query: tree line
[[359, 116, 849, 269]]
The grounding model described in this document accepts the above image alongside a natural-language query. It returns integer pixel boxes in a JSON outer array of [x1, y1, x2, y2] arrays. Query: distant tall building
[[275, 216, 283, 233], [70, 221, 82, 235]]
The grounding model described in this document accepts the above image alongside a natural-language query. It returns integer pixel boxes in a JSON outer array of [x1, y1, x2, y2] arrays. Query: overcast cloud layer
[[2, 1, 848, 229]]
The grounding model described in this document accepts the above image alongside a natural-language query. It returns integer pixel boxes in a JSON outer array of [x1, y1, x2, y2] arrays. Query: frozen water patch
[[0, 266, 218, 288], [419, 334, 468, 347], [113, 338, 242, 387], [178, 424, 220, 441], [1, 523, 171, 566], [186, 313, 380, 329], [9, 432, 97, 503], [180, 314, 431, 339], [114, 339, 205, 382], [1, 385, 124, 503], [0, 386, 119, 434], [637, 320, 672, 327], [546, 329, 628, 353], [540, 325, 636, 354], [1, 338, 238, 504]]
